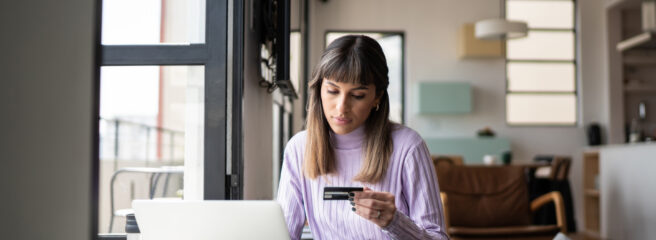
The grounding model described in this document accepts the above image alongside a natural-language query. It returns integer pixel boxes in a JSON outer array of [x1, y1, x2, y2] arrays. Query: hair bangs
[[320, 47, 374, 86]]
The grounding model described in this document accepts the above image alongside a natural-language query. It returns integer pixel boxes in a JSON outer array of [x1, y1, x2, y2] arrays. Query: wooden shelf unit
[[623, 55, 656, 66], [585, 189, 600, 197], [619, 7, 656, 141], [605, 0, 640, 10], [583, 151, 600, 237], [624, 86, 656, 93]]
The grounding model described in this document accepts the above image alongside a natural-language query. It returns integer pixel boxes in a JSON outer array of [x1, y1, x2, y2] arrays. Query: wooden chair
[[533, 156, 576, 232], [551, 156, 571, 181], [534, 156, 571, 181], [435, 165, 567, 240]]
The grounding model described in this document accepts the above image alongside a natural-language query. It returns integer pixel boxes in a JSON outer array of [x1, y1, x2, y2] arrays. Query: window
[[505, 0, 577, 126], [325, 32, 405, 124], [98, 0, 241, 234], [272, 31, 300, 196]]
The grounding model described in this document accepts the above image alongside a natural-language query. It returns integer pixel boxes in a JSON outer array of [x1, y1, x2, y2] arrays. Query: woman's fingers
[[355, 204, 382, 218], [354, 190, 395, 203], [350, 188, 396, 227], [352, 189, 395, 210], [355, 198, 393, 210], [352, 203, 393, 222]]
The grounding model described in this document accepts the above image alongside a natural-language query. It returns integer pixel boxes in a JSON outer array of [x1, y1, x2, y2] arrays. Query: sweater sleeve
[[382, 140, 449, 240], [276, 136, 306, 240]]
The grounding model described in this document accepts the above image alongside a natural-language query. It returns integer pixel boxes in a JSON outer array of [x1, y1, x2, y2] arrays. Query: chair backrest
[[432, 155, 464, 169], [550, 156, 571, 181], [435, 166, 532, 228]]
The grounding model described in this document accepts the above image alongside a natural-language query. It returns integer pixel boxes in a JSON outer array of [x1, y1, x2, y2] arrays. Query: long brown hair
[[304, 35, 393, 183]]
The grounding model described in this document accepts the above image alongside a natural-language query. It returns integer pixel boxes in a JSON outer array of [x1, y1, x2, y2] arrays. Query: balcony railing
[[99, 117, 184, 165]]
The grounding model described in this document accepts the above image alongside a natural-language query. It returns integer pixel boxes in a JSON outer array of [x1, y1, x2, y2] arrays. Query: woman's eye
[[352, 95, 365, 100], [327, 90, 338, 95]]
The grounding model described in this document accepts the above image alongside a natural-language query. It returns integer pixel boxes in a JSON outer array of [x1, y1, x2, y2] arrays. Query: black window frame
[[98, 0, 244, 201]]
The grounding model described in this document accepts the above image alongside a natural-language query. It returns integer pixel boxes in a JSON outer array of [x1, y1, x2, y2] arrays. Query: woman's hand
[[350, 187, 396, 228]]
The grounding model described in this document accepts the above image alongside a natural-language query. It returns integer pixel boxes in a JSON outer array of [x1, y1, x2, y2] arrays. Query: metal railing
[[99, 117, 186, 233], [99, 117, 185, 165]]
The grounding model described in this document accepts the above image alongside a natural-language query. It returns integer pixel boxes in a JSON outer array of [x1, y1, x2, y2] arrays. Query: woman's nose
[[336, 94, 350, 113]]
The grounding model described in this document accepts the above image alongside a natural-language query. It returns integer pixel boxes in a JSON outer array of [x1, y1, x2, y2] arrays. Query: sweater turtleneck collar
[[330, 125, 366, 150]]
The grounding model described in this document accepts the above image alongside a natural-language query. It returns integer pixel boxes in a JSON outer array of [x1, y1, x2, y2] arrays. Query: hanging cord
[[261, 54, 275, 70], [259, 54, 278, 93], [257, 0, 281, 94], [259, 78, 278, 93]]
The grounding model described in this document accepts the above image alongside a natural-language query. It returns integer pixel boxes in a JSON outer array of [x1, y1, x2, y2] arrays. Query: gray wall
[[308, 0, 611, 232], [0, 0, 97, 239], [242, 0, 275, 200]]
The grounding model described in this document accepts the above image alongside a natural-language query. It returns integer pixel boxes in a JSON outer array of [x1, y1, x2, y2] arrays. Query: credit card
[[323, 187, 364, 200]]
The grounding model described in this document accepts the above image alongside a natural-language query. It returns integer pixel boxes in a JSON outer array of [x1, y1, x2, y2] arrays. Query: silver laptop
[[132, 199, 291, 240]]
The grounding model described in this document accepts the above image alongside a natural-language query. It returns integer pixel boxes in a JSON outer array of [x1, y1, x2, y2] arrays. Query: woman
[[277, 35, 448, 240]]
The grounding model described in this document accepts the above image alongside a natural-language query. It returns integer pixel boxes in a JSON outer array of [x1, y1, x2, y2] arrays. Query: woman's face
[[321, 78, 380, 135]]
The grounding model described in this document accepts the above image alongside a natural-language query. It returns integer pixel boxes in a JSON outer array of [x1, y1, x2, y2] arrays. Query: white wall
[[308, 0, 610, 232], [600, 144, 656, 239], [0, 0, 97, 239]]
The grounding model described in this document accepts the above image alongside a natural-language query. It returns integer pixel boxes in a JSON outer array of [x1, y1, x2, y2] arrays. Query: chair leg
[[109, 215, 114, 233]]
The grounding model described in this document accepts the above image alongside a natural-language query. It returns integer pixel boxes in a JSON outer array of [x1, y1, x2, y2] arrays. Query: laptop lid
[[132, 199, 291, 240]]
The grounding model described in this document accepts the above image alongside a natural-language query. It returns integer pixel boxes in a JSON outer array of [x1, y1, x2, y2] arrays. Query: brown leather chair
[[435, 165, 566, 240], [432, 155, 465, 168]]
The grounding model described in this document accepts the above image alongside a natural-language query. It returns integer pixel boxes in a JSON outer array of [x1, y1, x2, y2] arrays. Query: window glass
[[507, 62, 575, 92], [505, 0, 576, 126], [99, 65, 204, 233], [506, 94, 577, 125], [102, 0, 205, 44], [507, 0, 574, 29], [507, 31, 574, 60]]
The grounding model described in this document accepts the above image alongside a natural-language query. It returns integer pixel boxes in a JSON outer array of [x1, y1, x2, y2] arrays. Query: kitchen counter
[[598, 143, 656, 239]]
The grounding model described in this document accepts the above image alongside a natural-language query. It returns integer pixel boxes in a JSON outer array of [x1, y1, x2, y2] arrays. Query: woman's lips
[[333, 117, 352, 125]]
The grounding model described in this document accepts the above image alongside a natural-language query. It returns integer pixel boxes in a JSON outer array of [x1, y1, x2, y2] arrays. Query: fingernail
[[348, 192, 355, 197], [351, 207, 356, 212], [348, 197, 354, 202], [350, 201, 355, 206]]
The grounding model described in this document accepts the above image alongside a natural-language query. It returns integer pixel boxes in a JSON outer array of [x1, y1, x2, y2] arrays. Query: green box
[[417, 82, 471, 114], [424, 137, 511, 164]]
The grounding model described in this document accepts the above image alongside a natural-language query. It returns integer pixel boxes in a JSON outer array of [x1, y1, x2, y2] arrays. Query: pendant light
[[474, 0, 528, 40]]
